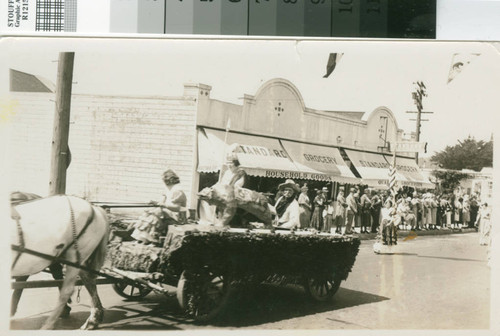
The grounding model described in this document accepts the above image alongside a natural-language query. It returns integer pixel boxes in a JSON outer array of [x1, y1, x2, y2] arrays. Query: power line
[[406, 81, 433, 164]]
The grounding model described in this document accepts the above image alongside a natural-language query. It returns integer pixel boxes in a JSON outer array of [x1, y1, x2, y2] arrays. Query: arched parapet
[[245, 78, 307, 138], [364, 106, 400, 151]]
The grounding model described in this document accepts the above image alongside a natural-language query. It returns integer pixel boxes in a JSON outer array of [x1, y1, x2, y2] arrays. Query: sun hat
[[278, 179, 300, 193]]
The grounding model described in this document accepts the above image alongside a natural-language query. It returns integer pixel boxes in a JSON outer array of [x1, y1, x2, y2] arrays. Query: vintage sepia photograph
[[1, 37, 498, 333]]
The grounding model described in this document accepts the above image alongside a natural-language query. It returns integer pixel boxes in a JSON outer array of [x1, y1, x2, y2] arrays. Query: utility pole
[[49, 52, 75, 195], [406, 81, 433, 165]]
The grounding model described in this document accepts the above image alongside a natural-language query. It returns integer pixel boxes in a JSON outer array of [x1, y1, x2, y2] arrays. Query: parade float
[[106, 184, 361, 322]]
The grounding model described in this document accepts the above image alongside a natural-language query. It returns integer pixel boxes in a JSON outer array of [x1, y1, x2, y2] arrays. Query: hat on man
[[278, 179, 300, 193], [322, 187, 329, 193], [301, 183, 309, 191]]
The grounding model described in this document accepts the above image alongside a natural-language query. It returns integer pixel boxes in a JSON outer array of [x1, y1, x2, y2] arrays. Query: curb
[[355, 228, 478, 241]]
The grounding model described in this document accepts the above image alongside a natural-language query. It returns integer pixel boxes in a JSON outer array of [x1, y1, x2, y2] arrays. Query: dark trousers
[[371, 211, 380, 232]]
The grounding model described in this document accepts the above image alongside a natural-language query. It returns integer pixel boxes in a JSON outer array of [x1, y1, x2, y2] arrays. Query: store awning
[[198, 128, 303, 178], [198, 128, 357, 181], [344, 149, 434, 189], [280, 140, 358, 183]]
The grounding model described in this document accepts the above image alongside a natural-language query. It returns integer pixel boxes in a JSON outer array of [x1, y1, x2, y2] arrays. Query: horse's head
[[10, 191, 42, 206]]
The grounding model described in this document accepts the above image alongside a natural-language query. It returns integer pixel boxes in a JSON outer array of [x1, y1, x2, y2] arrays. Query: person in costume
[[131, 169, 187, 244], [274, 179, 301, 229], [220, 152, 247, 188], [380, 199, 399, 245]]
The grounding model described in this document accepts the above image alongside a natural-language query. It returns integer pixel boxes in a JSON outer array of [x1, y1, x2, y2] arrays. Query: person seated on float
[[274, 179, 301, 229], [131, 169, 187, 244], [217, 151, 253, 227], [220, 152, 246, 188]]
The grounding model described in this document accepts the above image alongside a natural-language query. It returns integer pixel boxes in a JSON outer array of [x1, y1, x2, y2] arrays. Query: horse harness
[[11, 196, 95, 270]]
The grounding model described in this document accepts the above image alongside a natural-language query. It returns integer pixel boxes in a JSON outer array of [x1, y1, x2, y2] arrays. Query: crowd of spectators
[[296, 185, 487, 235]]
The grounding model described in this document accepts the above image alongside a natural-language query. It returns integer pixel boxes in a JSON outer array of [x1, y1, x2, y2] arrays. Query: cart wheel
[[304, 275, 342, 302], [177, 269, 232, 322], [112, 281, 152, 299]]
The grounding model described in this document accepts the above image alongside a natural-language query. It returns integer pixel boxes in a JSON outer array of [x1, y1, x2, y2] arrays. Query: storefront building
[[9, 71, 432, 213]]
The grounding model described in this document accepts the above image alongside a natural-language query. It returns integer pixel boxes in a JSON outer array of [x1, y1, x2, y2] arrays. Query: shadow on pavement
[[10, 284, 389, 330], [213, 284, 389, 327]]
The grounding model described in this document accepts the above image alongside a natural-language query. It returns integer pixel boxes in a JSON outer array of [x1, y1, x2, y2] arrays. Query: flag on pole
[[323, 53, 344, 78], [447, 53, 480, 84], [388, 164, 398, 198]]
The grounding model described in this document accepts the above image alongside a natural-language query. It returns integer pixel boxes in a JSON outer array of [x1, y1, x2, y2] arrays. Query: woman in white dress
[[476, 202, 491, 246], [131, 169, 187, 244]]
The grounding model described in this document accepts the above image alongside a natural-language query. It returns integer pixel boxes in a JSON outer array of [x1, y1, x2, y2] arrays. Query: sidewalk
[[354, 227, 478, 240]]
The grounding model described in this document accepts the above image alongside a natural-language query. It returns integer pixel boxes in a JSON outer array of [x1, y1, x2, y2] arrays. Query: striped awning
[[344, 149, 434, 189], [197, 128, 357, 182]]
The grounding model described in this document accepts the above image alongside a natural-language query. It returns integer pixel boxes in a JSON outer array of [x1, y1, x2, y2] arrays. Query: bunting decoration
[[323, 53, 343, 78], [447, 53, 480, 84]]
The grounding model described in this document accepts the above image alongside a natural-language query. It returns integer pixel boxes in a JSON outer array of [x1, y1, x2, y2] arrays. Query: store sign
[[359, 160, 418, 173], [376, 179, 425, 188], [394, 141, 427, 153], [238, 144, 288, 158], [303, 153, 338, 165], [264, 170, 333, 181]]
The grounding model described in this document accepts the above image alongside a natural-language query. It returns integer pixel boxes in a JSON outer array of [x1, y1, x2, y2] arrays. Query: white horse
[[11, 195, 109, 330]]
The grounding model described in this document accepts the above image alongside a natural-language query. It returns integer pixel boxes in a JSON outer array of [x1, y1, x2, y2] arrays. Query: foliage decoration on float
[[162, 230, 361, 284]]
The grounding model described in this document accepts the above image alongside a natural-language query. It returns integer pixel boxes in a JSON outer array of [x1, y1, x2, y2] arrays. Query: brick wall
[[8, 92, 198, 206]]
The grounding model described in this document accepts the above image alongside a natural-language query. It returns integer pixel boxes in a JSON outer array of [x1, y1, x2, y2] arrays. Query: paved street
[[9, 232, 491, 331]]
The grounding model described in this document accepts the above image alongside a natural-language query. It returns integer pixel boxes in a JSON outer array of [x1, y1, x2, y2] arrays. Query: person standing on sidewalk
[[360, 188, 372, 233], [298, 184, 312, 229], [476, 202, 491, 246], [310, 188, 327, 231], [345, 188, 358, 234], [370, 190, 382, 233], [462, 194, 471, 227], [469, 194, 479, 228], [430, 193, 438, 230], [334, 187, 347, 233]]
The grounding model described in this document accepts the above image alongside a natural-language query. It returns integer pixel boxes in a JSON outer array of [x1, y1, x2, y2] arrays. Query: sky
[[1, 37, 500, 157]]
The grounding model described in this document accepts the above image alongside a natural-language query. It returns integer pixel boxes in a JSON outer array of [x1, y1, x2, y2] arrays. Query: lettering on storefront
[[265, 170, 333, 181], [239, 145, 288, 158], [377, 180, 424, 187], [359, 160, 418, 173], [303, 154, 338, 165]]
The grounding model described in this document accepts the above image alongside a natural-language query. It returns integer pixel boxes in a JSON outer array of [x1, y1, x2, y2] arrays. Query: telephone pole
[[406, 81, 433, 165], [49, 52, 75, 195]]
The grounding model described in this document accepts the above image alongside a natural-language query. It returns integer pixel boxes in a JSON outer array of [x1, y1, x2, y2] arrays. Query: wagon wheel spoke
[[305, 274, 341, 302], [177, 270, 233, 322]]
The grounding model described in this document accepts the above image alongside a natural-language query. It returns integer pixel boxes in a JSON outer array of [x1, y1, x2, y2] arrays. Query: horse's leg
[[78, 271, 104, 330], [40, 266, 80, 330], [11, 275, 29, 316], [48, 263, 72, 317]]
